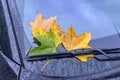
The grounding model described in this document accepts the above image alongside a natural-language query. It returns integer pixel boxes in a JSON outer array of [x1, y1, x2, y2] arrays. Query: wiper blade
[[26, 48, 120, 61]]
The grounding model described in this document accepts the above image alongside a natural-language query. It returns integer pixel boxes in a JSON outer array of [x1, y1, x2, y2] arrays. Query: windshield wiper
[[26, 25, 120, 62], [26, 48, 120, 61]]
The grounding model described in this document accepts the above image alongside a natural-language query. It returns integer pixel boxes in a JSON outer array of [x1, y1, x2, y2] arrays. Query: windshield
[[16, 0, 120, 43], [14, 0, 120, 77]]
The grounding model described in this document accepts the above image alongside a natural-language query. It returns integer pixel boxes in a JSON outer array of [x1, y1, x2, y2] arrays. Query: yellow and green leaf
[[29, 13, 62, 55]]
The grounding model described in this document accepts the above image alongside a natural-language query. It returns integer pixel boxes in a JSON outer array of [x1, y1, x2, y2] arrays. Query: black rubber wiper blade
[[26, 48, 120, 61]]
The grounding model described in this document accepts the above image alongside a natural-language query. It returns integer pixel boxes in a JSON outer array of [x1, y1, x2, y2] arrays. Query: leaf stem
[[40, 59, 51, 72]]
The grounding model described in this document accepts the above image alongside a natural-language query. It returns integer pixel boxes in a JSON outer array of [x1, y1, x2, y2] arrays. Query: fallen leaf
[[29, 13, 62, 71], [61, 26, 92, 62], [61, 26, 91, 51], [29, 13, 62, 55]]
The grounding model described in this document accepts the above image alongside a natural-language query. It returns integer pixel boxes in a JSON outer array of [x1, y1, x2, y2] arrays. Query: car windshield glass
[[17, 0, 120, 43]]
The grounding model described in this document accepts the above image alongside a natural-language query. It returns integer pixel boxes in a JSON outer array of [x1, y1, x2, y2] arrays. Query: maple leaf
[[61, 26, 93, 62], [29, 13, 62, 55], [61, 26, 91, 50], [29, 13, 63, 71]]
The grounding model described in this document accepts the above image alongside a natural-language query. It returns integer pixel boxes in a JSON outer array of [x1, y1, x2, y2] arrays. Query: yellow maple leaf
[[61, 26, 91, 50], [61, 26, 94, 62]]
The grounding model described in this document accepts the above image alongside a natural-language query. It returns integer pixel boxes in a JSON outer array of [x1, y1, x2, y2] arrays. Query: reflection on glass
[[21, 0, 120, 43]]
